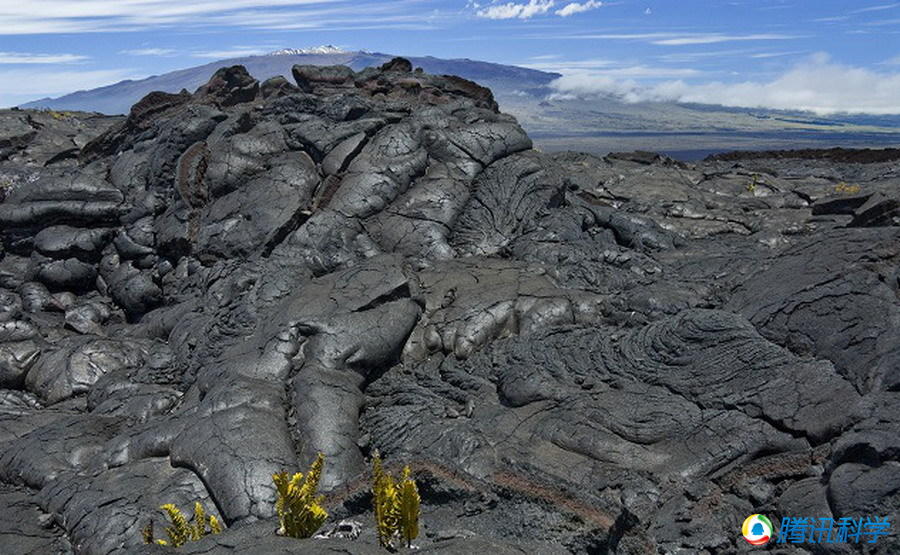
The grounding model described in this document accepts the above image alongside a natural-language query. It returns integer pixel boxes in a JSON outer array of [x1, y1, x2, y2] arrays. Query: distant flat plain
[[528, 131, 900, 161], [498, 93, 900, 161]]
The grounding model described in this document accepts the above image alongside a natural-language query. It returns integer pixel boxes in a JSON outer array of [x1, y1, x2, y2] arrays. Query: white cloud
[[120, 48, 178, 56], [213, 10, 437, 31], [747, 50, 807, 59], [864, 17, 900, 24], [0, 68, 137, 108], [524, 58, 616, 69], [885, 54, 900, 64], [526, 58, 699, 79], [562, 32, 802, 44], [549, 53, 900, 114], [601, 66, 701, 78], [0, 52, 88, 64], [0, 0, 430, 34], [651, 33, 800, 46], [655, 48, 761, 63], [477, 0, 555, 19], [549, 65, 700, 82], [191, 47, 269, 59], [550, 75, 643, 101], [473, 0, 602, 19], [571, 32, 671, 39], [555, 1, 602, 17], [852, 2, 900, 13]]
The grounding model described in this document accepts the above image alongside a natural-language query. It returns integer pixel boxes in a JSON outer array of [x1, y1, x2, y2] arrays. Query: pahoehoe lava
[[0, 59, 898, 554]]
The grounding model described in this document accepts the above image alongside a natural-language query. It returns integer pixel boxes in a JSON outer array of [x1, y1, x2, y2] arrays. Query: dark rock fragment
[[292, 64, 355, 90], [33, 225, 113, 260], [380, 56, 414, 73], [25, 335, 149, 404], [28, 252, 97, 291], [195, 65, 260, 107], [260, 75, 298, 98], [849, 191, 900, 227]]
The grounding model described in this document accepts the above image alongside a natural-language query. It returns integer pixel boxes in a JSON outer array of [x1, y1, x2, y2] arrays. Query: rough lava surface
[[1, 60, 899, 554]]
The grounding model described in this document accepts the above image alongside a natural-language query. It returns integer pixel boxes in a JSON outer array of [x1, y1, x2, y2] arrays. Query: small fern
[[371, 451, 421, 549], [143, 501, 222, 547], [44, 109, 73, 121], [161, 504, 191, 547], [398, 466, 420, 547], [272, 453, 329, 538], [141, 522, 155, 545], [209, 514, 223, 535], [746, 173, 759, 193], [373, 453, 400, 547], [835, 182, 861, 194]]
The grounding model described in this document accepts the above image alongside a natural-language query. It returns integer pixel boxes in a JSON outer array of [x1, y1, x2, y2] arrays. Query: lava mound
[[1, 60, 899, 554]]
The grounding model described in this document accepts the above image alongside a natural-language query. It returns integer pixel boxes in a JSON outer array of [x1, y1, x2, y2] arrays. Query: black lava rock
[[0, 63, 898, 555]]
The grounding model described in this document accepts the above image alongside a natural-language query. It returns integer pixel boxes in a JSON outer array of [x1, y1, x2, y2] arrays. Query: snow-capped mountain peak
[[268, 45, 346, 56]]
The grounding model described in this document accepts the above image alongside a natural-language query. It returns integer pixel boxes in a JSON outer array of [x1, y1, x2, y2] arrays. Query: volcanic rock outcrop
[[0, 61, 898, 554]]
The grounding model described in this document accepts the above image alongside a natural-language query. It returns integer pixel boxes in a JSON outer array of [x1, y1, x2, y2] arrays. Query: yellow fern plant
[[372, 451, 420, 549], [272, 453, 329, 538], [143, 501, 223, 547]]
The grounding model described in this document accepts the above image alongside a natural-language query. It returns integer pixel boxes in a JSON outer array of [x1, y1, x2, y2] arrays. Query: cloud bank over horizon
[[549, 53, 900, 115]]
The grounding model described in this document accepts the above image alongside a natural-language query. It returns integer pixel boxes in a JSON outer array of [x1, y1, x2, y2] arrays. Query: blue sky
[[1, 0, 899, 113]]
